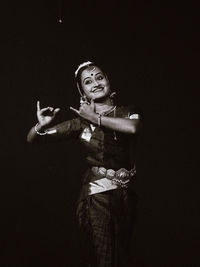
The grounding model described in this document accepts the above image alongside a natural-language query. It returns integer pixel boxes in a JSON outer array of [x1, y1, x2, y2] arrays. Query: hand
[[37, 100, 60, 127], [70, 99, 96, 123]]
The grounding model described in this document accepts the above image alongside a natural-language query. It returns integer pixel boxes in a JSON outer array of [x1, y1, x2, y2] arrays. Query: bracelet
[[97, 114, 101, 127], [34, 123, 47, 135]]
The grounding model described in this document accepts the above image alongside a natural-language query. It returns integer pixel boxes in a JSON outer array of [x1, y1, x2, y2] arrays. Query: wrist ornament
[[34, 123, 47, 135], [97, 113, 101, 127]]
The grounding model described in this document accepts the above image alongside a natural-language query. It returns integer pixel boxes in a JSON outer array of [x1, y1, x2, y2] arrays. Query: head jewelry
[[75, 61, 94, 97]]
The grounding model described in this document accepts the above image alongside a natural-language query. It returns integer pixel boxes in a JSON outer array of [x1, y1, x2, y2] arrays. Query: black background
[[0, 0, 199, 266]]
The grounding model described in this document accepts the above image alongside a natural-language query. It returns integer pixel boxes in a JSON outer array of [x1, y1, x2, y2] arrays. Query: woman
[[27, 61, 142, 267]]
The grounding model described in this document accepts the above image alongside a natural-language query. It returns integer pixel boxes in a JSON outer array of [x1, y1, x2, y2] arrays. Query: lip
[[92, 87, 104, 93]]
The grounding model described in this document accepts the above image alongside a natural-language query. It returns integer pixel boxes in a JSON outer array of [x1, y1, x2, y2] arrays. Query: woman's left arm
[[94, 115, 141, 134], [70, 100, 142, 135]]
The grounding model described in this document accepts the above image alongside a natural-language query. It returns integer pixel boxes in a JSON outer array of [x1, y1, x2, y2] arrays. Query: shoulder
[[116, 105, 144, 120]]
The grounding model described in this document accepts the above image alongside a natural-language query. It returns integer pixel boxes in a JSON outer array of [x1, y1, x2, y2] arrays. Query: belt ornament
[[91, 166, 136, 188]]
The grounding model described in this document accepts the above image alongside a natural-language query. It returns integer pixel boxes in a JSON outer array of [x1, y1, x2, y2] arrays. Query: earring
[[109, 92, 116, 105], [110, 92, 116, 99]]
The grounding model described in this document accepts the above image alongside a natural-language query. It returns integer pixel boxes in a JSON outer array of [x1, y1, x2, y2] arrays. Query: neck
[[94, 98, 114, 114]]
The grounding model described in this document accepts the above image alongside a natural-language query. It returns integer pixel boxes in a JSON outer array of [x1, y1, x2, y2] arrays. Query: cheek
[[104, 79, 110, 87], [82, 85, 91, 96], [104, 81, 110, 90]]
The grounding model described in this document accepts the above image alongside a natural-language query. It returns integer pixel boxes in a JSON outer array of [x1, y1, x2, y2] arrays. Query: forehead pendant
[[90, 66, 96, 72], [87, 66, 96, 76]]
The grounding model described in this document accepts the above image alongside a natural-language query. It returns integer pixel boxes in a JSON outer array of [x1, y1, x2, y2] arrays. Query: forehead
[[81, 66, 103, 80]]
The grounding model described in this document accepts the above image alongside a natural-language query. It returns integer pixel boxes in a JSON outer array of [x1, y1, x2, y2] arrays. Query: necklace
[[98, 106, 117, 116]]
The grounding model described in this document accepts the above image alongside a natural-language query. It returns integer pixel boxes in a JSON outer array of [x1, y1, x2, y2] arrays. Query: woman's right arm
[[27, 100, 60, 143], [27, 123, 54, 143], [27, 101, 82, 144]]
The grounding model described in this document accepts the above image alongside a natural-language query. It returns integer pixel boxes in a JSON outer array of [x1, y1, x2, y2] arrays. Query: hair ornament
[[75, 61, 94, 77]]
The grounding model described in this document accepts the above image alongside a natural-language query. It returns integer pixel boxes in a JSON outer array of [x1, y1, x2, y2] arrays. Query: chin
[[93, 94, 110, 103], [93, 90, 110, 102]]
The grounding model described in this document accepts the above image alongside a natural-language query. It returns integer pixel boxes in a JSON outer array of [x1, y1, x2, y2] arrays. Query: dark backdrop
[[0, 0, 199, 266]]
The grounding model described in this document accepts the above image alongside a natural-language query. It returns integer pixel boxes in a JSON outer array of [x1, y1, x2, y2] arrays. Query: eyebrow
[[83, 72, 103, 83]]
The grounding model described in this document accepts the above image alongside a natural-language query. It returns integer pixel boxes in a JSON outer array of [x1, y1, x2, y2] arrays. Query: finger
[[80, 98, 89, 105], [37, 100, 40, 111], [70, 107, 80, 115], [80, 99, 85, 104], [80, 102, 88, 107], [53, 108, 60, 115], [39, 107, 52, 113]]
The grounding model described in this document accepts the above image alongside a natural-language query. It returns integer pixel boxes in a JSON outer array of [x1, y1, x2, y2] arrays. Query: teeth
[[93, 88, 103, 92]]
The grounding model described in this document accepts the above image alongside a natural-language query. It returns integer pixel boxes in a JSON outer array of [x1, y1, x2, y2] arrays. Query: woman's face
[[80, 66, 111, 101]]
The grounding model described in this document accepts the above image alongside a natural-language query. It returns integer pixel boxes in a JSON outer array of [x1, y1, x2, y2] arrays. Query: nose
[[93, 79, 100, 87]]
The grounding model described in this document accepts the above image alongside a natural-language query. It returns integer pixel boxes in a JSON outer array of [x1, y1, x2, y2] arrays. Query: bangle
[[34, 123, 47, 135], [97, 114, 101, 127]]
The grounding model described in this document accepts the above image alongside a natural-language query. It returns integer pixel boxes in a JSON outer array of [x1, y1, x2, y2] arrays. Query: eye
[[97, 75, 104, 80], [85, 79, 92, 85]]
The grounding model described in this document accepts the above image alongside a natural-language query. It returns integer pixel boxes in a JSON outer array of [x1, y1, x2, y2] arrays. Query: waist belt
[[79, 166, 136, 200], [91, 166, 136, 188]]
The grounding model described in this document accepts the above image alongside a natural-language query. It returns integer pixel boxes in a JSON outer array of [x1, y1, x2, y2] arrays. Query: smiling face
[[80, 66, 111, 101]]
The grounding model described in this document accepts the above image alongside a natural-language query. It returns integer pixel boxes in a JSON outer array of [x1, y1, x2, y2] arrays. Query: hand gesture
[[70, 99, 96, 122], [37, 100, 60, 127]]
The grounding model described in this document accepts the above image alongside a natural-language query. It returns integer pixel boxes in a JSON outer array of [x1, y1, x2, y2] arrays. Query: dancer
[[27, 61, 143, 267]]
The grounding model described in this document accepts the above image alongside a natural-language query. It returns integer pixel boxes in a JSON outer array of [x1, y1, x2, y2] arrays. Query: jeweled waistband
[[91, 166, 136, 187], [79, 166, 136, 200]]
